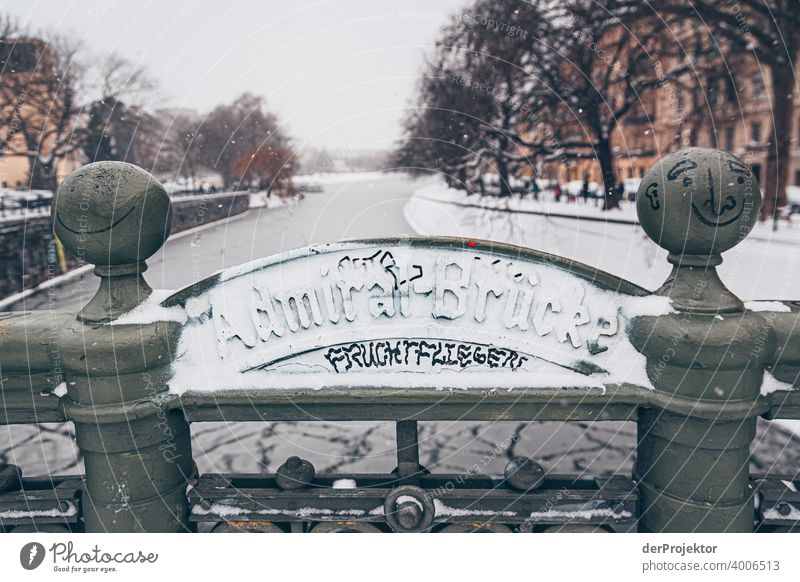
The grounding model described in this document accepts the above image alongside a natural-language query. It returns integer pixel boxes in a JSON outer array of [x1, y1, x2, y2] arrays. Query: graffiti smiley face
[[53, 161, 172, 266], [664, 156, 747, 228], [636, 148, 761, 257]]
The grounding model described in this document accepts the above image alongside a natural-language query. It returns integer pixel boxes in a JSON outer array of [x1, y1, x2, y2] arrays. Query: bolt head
[[275, 456, 315, 490], [504, 456, 545, 491], [53, 161, 172, 265], [636, 148, 760, 257], [396, 503, 422, 529]]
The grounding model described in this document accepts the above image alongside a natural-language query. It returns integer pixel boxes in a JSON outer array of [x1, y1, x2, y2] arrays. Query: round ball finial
[[53, 161, 172, 266], [636, 148, 760, 259]]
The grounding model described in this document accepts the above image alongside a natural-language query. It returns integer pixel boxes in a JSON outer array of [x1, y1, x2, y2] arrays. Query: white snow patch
[[760, 370, 794, 396], [111, 289, 185, 325], [332, 479, 357, 489], [191, 502, 369, 518], [762, 505, 800, 521], [396, 495, 424, 511], [528, 507, 632, 520], [745, 301, 791, 313], [433, 499, 516, 517], [248, 192, 291, 210], [0, 505, 77, 519]]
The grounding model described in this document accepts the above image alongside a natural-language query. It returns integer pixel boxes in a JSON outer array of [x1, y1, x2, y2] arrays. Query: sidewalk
[[413, 183, 639, 224], [411, 182, 800, 246]]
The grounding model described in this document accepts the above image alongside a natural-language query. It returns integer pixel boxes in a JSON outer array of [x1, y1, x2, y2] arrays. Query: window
[[725, 77, 737, 102], [707, 77, 718, 106], [751, 122, 762, 143], [752, 73, 765, 100], [692, 87, 701, 111], [725, 126, 735, 151]]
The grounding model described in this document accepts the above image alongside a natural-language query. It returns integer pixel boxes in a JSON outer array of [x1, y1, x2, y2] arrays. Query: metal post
[[52, 162, 194, 532], [631, 148, 771, 532], [395, 420, 420, 483]]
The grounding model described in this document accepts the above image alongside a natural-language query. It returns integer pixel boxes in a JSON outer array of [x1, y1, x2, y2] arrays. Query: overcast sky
[[3, 0, 469, 150]]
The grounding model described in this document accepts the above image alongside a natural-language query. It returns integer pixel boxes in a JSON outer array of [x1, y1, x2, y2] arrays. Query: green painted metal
[[632, 148, 768, 532], [0, 150, 798, 533], [47, 162, 189, 532]]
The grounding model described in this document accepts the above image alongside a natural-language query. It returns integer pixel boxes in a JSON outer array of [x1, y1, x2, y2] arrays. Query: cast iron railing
[[0, 148, 798, 533]]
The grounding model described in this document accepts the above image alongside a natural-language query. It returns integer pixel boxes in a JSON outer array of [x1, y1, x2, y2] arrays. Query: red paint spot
[[467, 240, 477, 247]]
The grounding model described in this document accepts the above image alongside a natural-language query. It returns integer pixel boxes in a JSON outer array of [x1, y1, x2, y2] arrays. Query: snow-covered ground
[[413, 183, 639, 224], [407, 182, 800, 300], [247, 191, 295, 209]]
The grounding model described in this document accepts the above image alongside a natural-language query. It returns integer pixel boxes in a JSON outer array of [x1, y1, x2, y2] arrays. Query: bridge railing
[[1, 148, 799, 533]]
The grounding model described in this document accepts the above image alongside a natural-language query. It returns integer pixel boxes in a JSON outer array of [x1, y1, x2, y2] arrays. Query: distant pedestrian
[[615, 182, 625, 203], [554, 183, 562, 203], [531, 179, 541, 201], [581, 180, 591, 204]]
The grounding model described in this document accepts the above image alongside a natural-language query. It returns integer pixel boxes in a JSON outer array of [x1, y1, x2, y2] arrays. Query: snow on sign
[[128, 238, 672, 394]]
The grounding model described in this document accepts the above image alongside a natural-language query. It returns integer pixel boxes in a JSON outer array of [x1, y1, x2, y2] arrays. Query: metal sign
[[120, 238, 672, 394]]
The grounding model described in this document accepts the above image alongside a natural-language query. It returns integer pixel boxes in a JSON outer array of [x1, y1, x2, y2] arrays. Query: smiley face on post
[[53, 162, 172, 266], [635, 147, 761, 257]]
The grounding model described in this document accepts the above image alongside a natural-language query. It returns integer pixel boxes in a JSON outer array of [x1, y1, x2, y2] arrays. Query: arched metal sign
[[120, 238, 671, 394]]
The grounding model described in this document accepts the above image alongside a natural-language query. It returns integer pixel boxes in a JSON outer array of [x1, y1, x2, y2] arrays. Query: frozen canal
[[3, 173, 798, 480]]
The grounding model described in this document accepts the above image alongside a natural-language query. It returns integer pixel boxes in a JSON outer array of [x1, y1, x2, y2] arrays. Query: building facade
[[0, 37, 81, 190]]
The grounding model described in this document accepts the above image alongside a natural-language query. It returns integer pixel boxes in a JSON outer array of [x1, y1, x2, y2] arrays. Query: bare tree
[[0, 34, 86, 190], [629, 0, 799, 222], [82, 54, 161, 168], [194, 93, 290, 189], [159, 110, 203, 185], [233, 144, 295, 194], [394, 0, 688, 206], [394, 0, 552, 195], [524, 0, 692, 208], [392, 54, 497, 191]]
